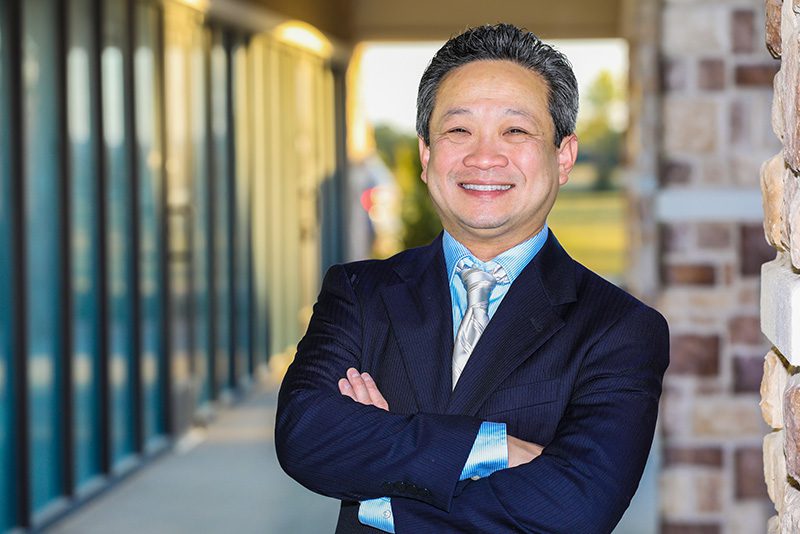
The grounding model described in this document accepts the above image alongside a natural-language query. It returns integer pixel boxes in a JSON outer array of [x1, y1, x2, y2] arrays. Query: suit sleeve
[[275, 264, 483, 511], [359, 421, 508, 531], [392, 305, 670, 534]]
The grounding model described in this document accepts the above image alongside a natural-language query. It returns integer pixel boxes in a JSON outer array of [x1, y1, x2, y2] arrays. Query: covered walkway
[[47, 383, 338, 534], [44, 377, 658, 533]]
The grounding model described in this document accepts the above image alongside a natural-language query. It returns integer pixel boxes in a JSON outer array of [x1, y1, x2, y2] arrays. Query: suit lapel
[[446, 232, 578, 416], [380, 236, 453, 412]]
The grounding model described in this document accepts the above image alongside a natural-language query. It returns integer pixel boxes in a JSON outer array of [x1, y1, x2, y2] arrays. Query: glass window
[[68, 0, 102, 489], [276, 48, 301, 350], [211, 29, 231, 393], [135, 0, 165, 447], [265, 45, 286, 360], [190, 25, 212, 406], [232, 35, 251, 383], [164, 4, 199, 434], [0, 0, 15, 528], [24, 0, 65, 512], [103, 0, 135, 465], [249, 36, 270, 376]]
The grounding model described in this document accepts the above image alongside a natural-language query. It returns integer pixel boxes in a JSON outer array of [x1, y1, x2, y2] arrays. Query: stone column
[[654, 0, 780, 532], [760, 1, 800, 530]]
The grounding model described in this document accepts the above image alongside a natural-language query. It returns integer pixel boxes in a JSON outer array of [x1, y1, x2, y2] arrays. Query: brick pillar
[[652, 0, 780, 532], [760, 0, 800, 531]]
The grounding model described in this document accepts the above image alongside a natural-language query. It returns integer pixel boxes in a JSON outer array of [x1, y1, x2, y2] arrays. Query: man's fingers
[[338, 378, 357, 401], [346, 368, 372, 404], [338, 369, 390, 411], [362, 372, 389, 411]]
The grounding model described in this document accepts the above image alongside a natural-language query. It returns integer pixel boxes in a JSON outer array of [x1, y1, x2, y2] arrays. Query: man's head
[[416, 24, 580, 260], [416, 23, 578, 148]]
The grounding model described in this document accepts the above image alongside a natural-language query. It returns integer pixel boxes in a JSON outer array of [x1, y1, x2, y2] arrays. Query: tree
[[575, 70, 626, 191], [374, 125, 442, 249]]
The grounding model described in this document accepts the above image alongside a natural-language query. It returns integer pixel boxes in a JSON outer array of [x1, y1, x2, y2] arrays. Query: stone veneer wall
[[760, 0, 800, 531], [654, 0, 781, 532]]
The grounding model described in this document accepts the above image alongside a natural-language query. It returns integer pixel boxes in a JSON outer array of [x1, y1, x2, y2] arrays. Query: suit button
[[381, 482, 392, 492]]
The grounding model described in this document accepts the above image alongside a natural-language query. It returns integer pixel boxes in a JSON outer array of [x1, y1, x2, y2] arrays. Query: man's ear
[[418, 136, 430, 184], [557, 134, 578, 186]]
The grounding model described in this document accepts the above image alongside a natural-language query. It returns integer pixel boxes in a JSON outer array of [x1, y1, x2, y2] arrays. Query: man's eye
[[506, 128, 529, 135], [446, 128, 469, 134]]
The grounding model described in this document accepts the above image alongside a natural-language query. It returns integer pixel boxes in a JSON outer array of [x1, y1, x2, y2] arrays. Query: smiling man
[[276, 24, 669, 533]]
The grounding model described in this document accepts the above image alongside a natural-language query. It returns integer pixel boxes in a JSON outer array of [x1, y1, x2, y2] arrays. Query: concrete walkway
[[48, 384, 339, 534], [46, 378, 659, 534]]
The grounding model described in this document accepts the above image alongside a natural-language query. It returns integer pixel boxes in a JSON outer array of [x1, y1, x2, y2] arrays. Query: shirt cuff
[[358, 497, 395, 533], [460, 421, 508, 480]]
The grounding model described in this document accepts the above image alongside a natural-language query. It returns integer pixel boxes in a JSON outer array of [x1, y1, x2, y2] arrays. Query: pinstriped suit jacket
[[275, 231, 669, 533]]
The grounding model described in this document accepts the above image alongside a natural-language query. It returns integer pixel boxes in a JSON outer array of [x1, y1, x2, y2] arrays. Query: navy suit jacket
[[275, 231, 669, 533]]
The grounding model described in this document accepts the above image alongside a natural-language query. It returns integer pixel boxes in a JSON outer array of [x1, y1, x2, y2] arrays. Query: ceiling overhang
[[240, 0, 626, 44], [351, 0, 625, 41]]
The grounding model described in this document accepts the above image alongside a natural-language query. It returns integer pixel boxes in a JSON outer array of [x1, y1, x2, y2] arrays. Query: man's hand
[[507, 435, 543, 467], [339, 367, 389, 411]]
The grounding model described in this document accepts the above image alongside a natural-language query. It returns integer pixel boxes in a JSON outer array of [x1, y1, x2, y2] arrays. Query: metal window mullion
[[93, 0, 112, 477], [332, 66, 348, 267], [225, 30, 237, 392], [56, 0, 75, 500], [124, 0, 143, 456], [244, 35, 254, 378], [156, 3, 173, 436], [8, 0, 31, 527], [205, 27, 218, 402]]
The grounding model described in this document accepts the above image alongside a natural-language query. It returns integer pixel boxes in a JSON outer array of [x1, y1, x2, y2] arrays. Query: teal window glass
[[69, 0, 102, 488], [0, 1, 15, 528], [24, 0, 65, 512], [211, 30, 231, 393], [103, 0, 135, 465], [191, 27, 212, 406], [135, 0, 164, 446], [232, 36, 252, 383]]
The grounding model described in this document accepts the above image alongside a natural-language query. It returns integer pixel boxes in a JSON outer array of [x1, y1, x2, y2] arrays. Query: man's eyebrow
[[439, 107, 472, 120], [439, 107, 538, 120], [504, 108, 537, 121]]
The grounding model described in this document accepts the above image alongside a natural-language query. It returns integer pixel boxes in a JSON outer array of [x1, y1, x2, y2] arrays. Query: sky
[[358, 39, 629, 135]]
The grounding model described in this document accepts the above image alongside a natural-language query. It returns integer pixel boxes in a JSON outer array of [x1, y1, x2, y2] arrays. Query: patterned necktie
[[452, 264, 501, 389]]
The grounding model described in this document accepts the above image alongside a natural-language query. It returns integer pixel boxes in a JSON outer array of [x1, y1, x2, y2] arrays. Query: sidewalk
[[48, 384, 339, 534], [46, 377, 659, 534]]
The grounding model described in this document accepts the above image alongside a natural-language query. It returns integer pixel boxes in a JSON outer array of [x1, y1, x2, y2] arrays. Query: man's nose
[[462, 136, 509, 169]]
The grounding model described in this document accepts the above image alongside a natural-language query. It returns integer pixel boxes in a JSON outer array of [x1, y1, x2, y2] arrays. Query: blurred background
[[0, 0, 779, 532]]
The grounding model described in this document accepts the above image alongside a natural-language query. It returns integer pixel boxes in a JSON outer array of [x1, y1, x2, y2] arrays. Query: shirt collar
[[442, 223, 549, 286]]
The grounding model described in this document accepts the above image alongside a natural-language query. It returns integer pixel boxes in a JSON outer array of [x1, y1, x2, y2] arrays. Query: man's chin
[[451, 221, 515, 242]]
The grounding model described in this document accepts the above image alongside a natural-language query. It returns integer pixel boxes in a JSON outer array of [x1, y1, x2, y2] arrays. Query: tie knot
[[459, 268, 496, 308]]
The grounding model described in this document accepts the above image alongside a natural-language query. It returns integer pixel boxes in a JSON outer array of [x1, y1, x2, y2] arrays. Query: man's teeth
[[461, 184, 512, 191]]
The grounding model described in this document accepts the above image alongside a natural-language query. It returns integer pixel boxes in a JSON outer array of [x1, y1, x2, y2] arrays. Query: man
[[276, 23, 669, 533]]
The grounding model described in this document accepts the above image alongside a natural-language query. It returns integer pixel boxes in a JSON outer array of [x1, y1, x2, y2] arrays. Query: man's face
[[419, 60, 578, 258]]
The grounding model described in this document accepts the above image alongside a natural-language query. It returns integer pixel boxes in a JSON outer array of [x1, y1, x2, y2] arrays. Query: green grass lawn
[[548, 190, 628, 281]]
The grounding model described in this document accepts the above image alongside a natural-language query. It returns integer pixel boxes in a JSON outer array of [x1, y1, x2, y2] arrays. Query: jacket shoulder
[[573, 261, 669, 333], [331, 241, 439, 294]]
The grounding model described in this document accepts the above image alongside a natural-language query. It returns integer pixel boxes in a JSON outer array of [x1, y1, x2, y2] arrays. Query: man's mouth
[[460, 183, 513, 191]]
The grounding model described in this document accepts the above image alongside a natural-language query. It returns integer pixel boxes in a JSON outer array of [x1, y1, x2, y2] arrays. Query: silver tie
[[452, 266, 498, 389]]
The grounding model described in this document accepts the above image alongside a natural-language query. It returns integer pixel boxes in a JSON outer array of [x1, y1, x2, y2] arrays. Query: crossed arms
[[275, 264, 669, 533], [338, 368, 543, 469]]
